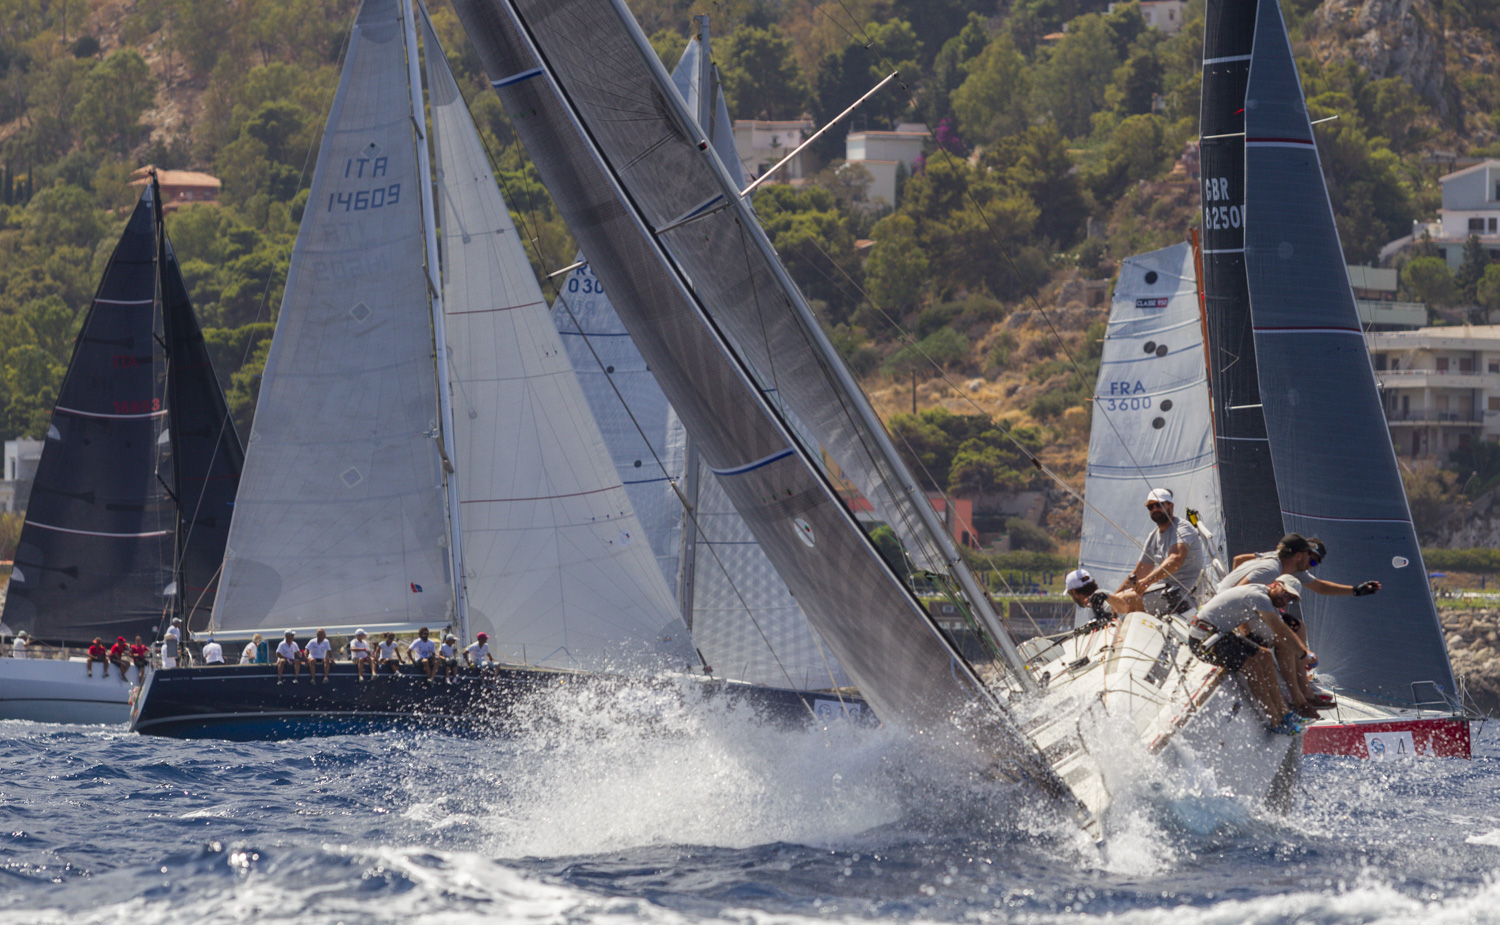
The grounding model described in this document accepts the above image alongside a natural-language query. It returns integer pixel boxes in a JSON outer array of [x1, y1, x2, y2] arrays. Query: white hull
[[0, 657, 137, 724], [1023, 612, 1300, 824]]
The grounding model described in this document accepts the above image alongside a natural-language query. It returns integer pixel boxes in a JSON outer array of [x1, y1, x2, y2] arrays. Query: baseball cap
[[476, 632, 489, 641], [355, 629, 367, 637], [1145, 488, 1173, 505], [1272, 575, 1303, 599], [1064, 568, 1093, 591]]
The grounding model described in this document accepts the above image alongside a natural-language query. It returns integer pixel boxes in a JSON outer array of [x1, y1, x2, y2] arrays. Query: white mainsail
[[549, 26, 846, 689], [423, 15, 697, 670], [1081, 243, 1225, 598], [212, 0, 452, 636]]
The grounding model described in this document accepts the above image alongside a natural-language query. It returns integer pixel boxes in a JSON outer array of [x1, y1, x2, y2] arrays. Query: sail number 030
[[566, 273, 604, 295]]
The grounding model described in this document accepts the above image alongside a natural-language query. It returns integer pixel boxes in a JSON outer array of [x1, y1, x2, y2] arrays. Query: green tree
[[1477, 264, 1500, 313], [982, 125, 1088, 246], [24, 184, 104, 252], [924, 12, 990, 126], [1, 344, 62, 438], [719, 25, 808, 120], [896, 157, 1040, 299], [73, 50, 154, 151], [1085, 113, 1173, 205], [949, 34, 1029, 144], [753, 183, 860, 322], [1031, 13, 1120, 138], [1403, 255, 1458, 308], [1457, 234, 1489, 304], [863, 213, 928, 312], [1106, 36, 1163, 118]]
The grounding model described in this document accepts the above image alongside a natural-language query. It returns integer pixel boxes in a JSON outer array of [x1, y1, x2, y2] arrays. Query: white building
[[845, 123, 929, 207], [732, 119, 815, 185], [1107, 0, 1187, 34], [1403, 160, 1500, 269], [1348, 265, 1427, 329], [1367, 326, 1500, 458], [1, 438, 42, 513]]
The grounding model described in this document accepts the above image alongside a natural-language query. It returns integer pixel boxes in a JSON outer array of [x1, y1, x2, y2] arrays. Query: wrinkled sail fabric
[[448, 0, 1086, 819], [423, 17, 695, 670], [1242, 0, 1456, 703], [162, 239, 245, 630], [4, 188, 201, 643], [1199, 0, 1284, 559], [549, 34, 845, 688], [213, 0, 452, 636], [1082, 244, 1224, 599]]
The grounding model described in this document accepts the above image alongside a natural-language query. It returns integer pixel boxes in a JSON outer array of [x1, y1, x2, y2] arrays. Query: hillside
[[0, 0, 1496, 552]]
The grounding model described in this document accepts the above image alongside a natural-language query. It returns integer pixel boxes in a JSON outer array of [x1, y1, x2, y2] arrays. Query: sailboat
[[550, 16, 851, 695], [0, 178, 243, 724], [129, 0, 854, 739], [450, 0, 1102, 834]]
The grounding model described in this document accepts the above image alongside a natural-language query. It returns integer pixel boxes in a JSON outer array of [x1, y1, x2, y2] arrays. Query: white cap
[[355, 629, 367, 637], [1272, 575, 1303, 600], [1145, 488, 1173, 505], [1065, 568, 1093, 591]]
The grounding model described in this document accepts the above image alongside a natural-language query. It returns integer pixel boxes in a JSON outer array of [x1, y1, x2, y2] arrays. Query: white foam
[[1467, 829, 1500, 847]]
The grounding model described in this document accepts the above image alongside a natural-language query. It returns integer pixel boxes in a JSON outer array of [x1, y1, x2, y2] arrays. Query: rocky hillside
[[1441, 605, 1500, 714]]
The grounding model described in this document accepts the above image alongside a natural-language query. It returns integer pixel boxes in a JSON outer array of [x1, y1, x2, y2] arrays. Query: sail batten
[[1241, 0, 1456, 703]]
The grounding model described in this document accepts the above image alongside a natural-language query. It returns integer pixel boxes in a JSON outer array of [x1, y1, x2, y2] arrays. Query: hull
[[1024, 612, 1300, 823], [129, 662, 872, 740], [1304, 695, 1472, 759], [0, 657, 138, 725]]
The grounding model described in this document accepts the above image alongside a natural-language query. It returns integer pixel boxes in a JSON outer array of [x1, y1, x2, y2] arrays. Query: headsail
[[422, 13, 696, 670], [1081, 243, 1224, 596], [547, 26, 846, 688], [3, 184, 241, 643], [1199, 0, 1284, 558], [1241, 0, 1457, 704], [211, 0, 452, 636], [449, 0, 1087, 826]]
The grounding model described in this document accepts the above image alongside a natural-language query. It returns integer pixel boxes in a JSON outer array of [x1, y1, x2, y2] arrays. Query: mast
[[404, 0, 469, 641], [151, 174, 185, 630]]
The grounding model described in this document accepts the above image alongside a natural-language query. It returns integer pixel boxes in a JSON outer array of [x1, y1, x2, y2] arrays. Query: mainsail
[[211, 0, 453, 636], [548, 24, 846, 689], [422, 14, 696, 670], [450, 0, 1086, 823], [1081, 243, 1224, 595], [3, 184, 242, 642], [1199, 0, 1284, 558], [1241, 0, 1457, 704]]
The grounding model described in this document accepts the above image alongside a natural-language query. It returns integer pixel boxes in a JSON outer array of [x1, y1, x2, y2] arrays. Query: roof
[[1439, 160, 1500, 183], [849, 130, 930, 139], [128, 166, 223, 189], [1368, 324, 1500, 346], [734, 119, 814, 130]]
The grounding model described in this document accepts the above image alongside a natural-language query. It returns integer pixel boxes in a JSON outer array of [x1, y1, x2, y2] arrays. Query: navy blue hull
[[129, 663, 872, 741]]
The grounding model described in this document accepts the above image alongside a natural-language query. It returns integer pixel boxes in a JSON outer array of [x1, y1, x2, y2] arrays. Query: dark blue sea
[[2, 684, 1497, 924]]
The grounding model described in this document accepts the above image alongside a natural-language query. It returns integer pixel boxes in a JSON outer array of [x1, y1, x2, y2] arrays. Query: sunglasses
[[1307, 557, 1319, 568], [1145, 502, 1164, 510]]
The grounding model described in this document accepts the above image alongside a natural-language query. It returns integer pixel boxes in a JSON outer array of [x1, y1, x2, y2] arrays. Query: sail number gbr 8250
[[1201, 176, 1242, 230]]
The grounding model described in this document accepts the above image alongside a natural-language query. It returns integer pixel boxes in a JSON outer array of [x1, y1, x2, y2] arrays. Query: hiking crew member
[[1118, 488, 1206, 614], [1192, 577, 1321, 731], [377, 633, 401, 675], [87, 637, 108, 678], [108, 637, 131, 676], [465, 633, 494, 672], [350, 629, 373, 681], [305, 629, 334, 684], [276, 631, 306, 683], [440, 634, 459, 682], [131, 636, 150, 683], [407, 627, 438, 681], [161, 619, 182, 669], [11, 630, 28, 659]]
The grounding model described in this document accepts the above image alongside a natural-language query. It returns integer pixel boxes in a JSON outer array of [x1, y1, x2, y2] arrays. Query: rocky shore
[[1441, 605, 1500, 716]]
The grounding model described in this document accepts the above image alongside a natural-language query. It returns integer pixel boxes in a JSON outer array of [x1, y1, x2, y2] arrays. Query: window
[[1490, 217, 1497, 232], [1461, 357, 1474, 372], [1392, 358, 1400, 370], [1375, 354, 1387, 370], [1471, 217, 1485, 232], [1490, 361, 1499, 373], [1439, 395, 1450, 411], [1438, 357, 1450, 371], [1490, 396, 1500, 411]]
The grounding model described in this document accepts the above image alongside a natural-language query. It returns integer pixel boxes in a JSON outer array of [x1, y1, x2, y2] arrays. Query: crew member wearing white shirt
[[376, 633, 401, 676], [305, 628, 334, 684], [240, 633, 264, 666], [439, 634, 459, 683], [464, 632, 494, 673], [406, 627, 439, 681], [11, 630, 28, 659], [275, 630, 306, 683], [350, 629, 373, 682], [201, 637, 225, 664], [162, 618, 184, 669]]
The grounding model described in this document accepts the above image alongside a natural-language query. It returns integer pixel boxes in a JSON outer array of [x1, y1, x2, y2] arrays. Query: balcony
[[1384, 410, 1482, 424], [1376, 368, 1488, 388]]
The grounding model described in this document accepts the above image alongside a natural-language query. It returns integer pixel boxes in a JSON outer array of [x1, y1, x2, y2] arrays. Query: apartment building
[[1367, 325, 1500, 458]]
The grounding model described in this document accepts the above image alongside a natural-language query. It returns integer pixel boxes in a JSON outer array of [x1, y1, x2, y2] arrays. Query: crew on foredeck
[[1065, 568, 1139, 626], [1190, 578, 1314, 734], [1117, 488, 1207, 614]]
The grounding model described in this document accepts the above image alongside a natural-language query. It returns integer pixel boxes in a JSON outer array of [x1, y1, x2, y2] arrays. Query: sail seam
[[1202, 54, 1251, 64], [27, 521, 174, 538], [460, 485, 622, 503], [55, 406, 169, 420], [491, 67, 543, 87], [1254, 326, 1363, 335], [1280, 511, 1413, 524], [94, 298, 155, 306], [446, 300, 545, 315], [710, 447, 794, 476], [1246, 138, 1314, 146]]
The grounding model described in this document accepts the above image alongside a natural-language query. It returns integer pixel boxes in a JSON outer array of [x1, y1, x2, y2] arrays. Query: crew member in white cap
[[1118, 487, 1206, 614], [1064, 567, 1140, 626], [350, 629, 373, 681]]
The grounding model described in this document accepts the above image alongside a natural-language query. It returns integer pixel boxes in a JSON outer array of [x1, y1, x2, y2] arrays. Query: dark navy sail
[[2, 184, 241, 643], [161, 237, 244, 631], [1199, 0, 1283, 558]]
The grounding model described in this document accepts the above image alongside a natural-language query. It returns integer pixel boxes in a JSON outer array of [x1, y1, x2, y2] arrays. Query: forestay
[[1082, 243, 1224, 597], [1199, 0, 1284, 559], [448, 0, 1088, 826], [422, 16, 696, 670], [548, 29, 845, 688], [1242, 0, 1457, 704], [212, 0, 452, 636]]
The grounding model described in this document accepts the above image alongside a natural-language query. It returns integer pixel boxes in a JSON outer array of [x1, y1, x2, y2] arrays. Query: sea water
[[1, 681, 1497, 924]]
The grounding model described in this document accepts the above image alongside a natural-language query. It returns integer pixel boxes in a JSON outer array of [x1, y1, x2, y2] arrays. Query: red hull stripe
[[1303, 717, 1471, 759]]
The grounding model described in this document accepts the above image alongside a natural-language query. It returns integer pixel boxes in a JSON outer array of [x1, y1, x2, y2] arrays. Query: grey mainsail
[[548, 27, 846, 689], [1082, 243, 1225, 596], [1199, 0, 1284, 559], [211, 0, 453, 636], [422, 14, 696, 670], [449, 0, 1087, 826], [1242, 0, 1457, 703]]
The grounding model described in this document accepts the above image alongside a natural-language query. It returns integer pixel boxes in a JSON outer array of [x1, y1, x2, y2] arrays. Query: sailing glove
[[1353, 581, 1379, 597]]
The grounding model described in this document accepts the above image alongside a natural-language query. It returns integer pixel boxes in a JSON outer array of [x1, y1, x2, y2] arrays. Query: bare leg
[[277, 659, 286, 681], [1271, 636, 1315, 706], [1242, 648, 1288, 724]]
